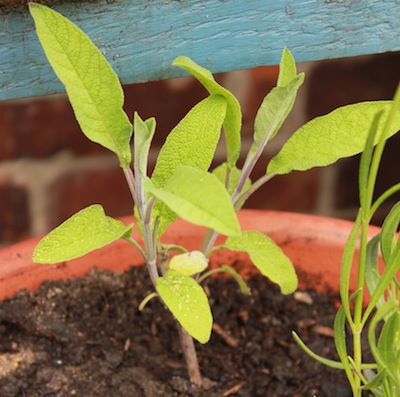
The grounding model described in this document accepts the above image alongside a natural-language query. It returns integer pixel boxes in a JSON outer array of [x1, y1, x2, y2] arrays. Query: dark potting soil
[[0, 265, 353, 397]]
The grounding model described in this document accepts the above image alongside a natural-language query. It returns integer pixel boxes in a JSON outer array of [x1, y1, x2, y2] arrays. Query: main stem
[[177, 323, 203, 388]]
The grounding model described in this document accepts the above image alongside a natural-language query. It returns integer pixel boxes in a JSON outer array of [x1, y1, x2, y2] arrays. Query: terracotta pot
[[0, 209, 381, 301]]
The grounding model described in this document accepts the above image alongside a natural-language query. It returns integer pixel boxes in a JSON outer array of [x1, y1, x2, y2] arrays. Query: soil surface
[[0, 265, 354, 397]]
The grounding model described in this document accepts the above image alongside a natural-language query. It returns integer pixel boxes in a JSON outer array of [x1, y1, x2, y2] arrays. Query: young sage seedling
[[29, 2, 400, 388], [293, 86, 400, 397]]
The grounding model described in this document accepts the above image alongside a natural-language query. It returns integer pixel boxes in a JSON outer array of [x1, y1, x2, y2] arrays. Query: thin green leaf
[[277, 48, 297, 87], [365, 234, 386, 309], [146, 166, 240, 237], [380, 201, 400, 264], [377, 310, 400, 384], [368, 302, 399, 386], [334, 307, 357, 390], [156, 269, 213, 343], [268, 101, 400, 175], [360, 369, 386, 392], [173, 56, 241, 165], [358, 111, 384, 211], [224, 230, 297, 294], [30, 3, 132, 167], [364, 243, 400, 323], [340, 211, 362, 325], [33, 205, 133, 263], [292, 331, 345, 369], [198, 264, 251, 296]]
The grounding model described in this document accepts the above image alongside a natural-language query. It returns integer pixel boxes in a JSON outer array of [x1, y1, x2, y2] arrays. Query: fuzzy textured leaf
[[33, 205, 133, 264], [169, 251, 209, 276], [268, 101, 400, 175], [146, 166, 240, 236], [151, 95, 227, 234], [224, 230, 297, 294], [30, 3, 132, 167], [253, 74, 304, 146], [173, 56, 241, 165], [156, 269, 213, 343], [134, 112, 156, 178], [277, 48, 297, 87]]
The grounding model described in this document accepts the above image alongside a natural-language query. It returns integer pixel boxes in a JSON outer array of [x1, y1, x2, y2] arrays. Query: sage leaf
[[30, 3, 133, 167], [152, 95, 226, 187], [134, 112, 156, 178], [224, 230, 297, 294], [169, 251, 209, 276], [151, 95, 227, 234], [146, 166, 240, 237], [277, 48, 297, 87], [33, 205, 133, 264], [253, 74, 304, 147], [268, 101, 400, 175], [173, 56, 241, 165], [156, 269, 213, 343]]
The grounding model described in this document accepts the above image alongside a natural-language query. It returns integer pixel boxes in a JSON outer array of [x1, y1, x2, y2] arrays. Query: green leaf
[[365, 234, 386, 309], [198, 264, 251, 295], [33, 205, 133, 263], [151, 95, 227, 234], [173, 56, 242, 165], [268, 101, 400, 175], [253, 74, 304, 147], [146, 166, 240, 237], [30, 3, 133, 167], [156, 269, 213, 343], [169, 251, 209, 276], [360, 368, 386, 392], [368, 302, 399, 389], [219, 265, 251, 295], [380, 201, 400, 264], [377, 310, 400, 383], [224, 230, 297, 294], [134, 112, 156, 178], [292, 331, 345, 369], [277, 48, 297, 87], [334, 307, 357, 389]]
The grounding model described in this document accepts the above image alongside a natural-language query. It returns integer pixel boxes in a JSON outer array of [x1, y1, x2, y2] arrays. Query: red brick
[[0, 96, 104, 160], [47, 166, 133, 229], [307, 51, 400, 119], [0, 178, 30, 244], [243, 155, 320, 212]]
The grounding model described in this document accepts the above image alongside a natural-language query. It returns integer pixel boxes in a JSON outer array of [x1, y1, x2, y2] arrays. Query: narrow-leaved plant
[[293, 85, 400, 397], [29, 3, 400, 388]]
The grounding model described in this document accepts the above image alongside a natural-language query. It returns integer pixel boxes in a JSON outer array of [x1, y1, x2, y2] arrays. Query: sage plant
[[30, 3, 400, 387]]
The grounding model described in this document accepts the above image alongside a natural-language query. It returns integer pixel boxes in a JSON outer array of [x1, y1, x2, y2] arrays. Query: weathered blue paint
[[1, 0, 399, 100]]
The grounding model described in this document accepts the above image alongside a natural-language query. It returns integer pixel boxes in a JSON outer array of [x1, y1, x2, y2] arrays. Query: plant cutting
[[29, 2, 400, 389], [293, 85, 400, 397]]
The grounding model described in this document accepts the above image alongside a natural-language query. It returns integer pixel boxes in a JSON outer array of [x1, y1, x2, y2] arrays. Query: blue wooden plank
[[1, 0, 399, 101]]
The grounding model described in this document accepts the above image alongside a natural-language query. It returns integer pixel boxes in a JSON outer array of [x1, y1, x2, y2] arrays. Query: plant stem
[[177, 323, 203, 388]]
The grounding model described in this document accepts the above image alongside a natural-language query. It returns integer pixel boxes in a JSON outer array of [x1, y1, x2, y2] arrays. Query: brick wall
[[0, 51, 399, 247]]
